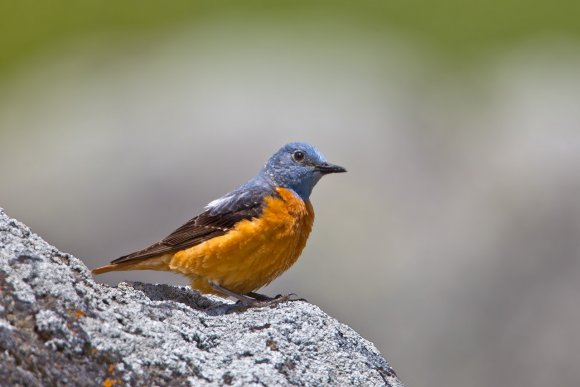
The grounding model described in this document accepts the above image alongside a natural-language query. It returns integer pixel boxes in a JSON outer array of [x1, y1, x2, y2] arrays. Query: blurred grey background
[[1, 2, 580, 386]]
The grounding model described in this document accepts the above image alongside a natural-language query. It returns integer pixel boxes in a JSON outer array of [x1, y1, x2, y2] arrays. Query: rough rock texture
[[0, 208, 402, 386]]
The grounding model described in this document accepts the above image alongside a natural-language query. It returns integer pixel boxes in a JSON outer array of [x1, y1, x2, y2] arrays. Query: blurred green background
[[2, 1, 580, 386]]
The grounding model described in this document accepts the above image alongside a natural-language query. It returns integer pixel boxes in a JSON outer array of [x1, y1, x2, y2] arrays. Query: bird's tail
[[91, 255, 172, 275], [91, 264, 121, 275]]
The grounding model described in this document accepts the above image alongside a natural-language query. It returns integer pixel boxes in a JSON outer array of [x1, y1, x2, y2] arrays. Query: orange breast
[[169, 187, 315, 294]]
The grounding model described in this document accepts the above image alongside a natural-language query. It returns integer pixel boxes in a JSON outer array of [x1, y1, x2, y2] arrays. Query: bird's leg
[[209, 282, 256, 306]]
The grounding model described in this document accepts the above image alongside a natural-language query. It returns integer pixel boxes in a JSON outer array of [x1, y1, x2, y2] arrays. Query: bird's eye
[[292, 150, 305, 162]]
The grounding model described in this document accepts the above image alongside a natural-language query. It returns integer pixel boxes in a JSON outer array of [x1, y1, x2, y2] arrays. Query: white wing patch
[[205, 194, 233, 210]]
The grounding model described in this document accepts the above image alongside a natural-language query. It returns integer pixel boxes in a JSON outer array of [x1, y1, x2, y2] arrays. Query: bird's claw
[[225, 293, 307, 313]]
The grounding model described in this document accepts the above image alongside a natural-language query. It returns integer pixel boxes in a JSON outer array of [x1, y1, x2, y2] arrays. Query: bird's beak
[[315, 162, 347, 174]]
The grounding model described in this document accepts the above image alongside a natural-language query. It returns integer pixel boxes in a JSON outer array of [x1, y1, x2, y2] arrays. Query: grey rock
[[0, 208, 402, 386]]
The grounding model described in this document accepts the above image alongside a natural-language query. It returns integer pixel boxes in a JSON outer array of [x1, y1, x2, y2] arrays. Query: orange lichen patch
[[102, 378, 120, 387], [170, 187, 315, 295], [108, 364, 116, 374], [75, 309, 86, 319]]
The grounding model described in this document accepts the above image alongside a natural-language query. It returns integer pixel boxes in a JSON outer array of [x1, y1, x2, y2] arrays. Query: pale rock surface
[[0, 208, 402, 386]]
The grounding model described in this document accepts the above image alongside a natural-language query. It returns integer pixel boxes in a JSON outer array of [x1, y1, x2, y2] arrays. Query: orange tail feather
[[91, 264, 120, 275], [91, 255, 172, 275]]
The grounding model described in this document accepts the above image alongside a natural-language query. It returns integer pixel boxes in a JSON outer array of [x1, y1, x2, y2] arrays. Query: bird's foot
[[210, 282, 306, 313], [245, 291, 275, 302], [246, 292, 307, 303], [225, 293, 307, 314]]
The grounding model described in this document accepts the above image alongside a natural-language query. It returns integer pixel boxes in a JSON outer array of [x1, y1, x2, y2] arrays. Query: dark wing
[[110, 186, 275, 265]]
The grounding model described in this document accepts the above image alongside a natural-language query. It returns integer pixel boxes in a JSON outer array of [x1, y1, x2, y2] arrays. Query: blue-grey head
[[260, 142, 346, 200]]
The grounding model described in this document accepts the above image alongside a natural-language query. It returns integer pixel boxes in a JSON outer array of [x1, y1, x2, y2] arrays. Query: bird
[[92, 142, 346, 305]]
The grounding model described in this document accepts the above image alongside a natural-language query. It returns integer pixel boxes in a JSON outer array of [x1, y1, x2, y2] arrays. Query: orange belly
[[168, 187, 315, 295]]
